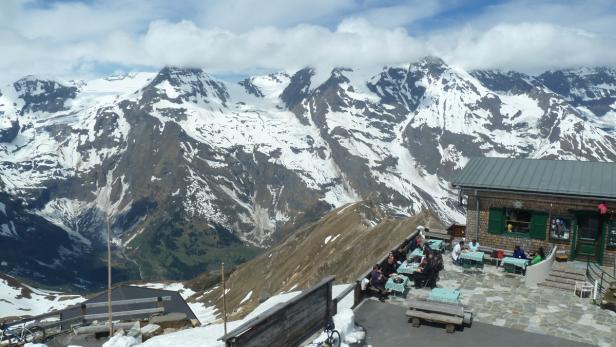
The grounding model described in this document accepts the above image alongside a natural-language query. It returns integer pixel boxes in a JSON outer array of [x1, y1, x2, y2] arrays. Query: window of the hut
[[504, 208, 531, 233]]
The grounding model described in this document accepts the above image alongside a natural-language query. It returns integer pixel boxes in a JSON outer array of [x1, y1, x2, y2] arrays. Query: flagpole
[[222, 262, 227, 337], [107, 215, 113, 337]]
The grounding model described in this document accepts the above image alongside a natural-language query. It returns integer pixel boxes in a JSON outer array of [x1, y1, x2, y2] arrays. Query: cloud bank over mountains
[[1, 0, 615, 82]]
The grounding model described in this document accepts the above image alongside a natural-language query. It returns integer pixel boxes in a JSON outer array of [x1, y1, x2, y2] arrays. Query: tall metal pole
[[107, 215, 113, 336], [222, 262, 227, 337]]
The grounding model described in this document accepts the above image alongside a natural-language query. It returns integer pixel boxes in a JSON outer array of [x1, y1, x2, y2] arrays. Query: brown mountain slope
[[187, 201, 443, 321]]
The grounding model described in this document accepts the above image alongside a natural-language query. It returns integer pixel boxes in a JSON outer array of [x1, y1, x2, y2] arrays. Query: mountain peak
[[142, 66, 229, 105], [280, 67, 314, 109], [417, 56, 446, 66], [12, 76, 78, 115]]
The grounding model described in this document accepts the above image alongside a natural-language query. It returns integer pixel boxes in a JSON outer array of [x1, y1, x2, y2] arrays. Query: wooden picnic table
[[385, 275, 409, 296], [460, 251, 485, 269], [502, 257, 530, 274], [406, 298, 472, 333]]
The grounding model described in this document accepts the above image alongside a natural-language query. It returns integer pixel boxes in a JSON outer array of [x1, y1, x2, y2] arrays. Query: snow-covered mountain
[[0, 273, 84, 319], [1, 58, 616, 288]]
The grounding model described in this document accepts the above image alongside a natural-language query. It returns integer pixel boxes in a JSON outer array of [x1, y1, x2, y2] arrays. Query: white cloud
[[0, 0, 615, 85], [429, 22, 616, 73]]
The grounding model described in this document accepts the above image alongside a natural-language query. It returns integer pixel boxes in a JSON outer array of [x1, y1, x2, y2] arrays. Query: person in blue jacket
[[513, 245, 527, 259]]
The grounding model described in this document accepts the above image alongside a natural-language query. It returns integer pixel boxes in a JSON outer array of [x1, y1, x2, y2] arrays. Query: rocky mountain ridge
[[1, 58, 615, 289]]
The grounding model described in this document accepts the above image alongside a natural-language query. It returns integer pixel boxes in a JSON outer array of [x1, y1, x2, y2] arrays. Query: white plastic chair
[[574, 281, 593, 298]]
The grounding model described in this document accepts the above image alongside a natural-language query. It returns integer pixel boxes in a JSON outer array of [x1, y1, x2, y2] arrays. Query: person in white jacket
[[452, 240, 465, 265]]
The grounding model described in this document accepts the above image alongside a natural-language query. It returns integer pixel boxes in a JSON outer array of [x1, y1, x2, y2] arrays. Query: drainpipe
[[475, 190, 480, 241]]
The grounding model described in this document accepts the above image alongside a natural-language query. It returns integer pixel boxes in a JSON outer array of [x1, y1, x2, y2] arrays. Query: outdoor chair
[[415, 270, 439, 289], [574, 281, 593, 298]]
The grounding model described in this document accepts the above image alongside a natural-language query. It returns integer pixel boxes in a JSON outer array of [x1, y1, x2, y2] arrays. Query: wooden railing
[[586, 259, 616, 301], [221, 276, 335, 347]]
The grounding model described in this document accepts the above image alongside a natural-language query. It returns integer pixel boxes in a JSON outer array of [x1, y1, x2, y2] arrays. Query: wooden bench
[[406, 299, 472, 333]]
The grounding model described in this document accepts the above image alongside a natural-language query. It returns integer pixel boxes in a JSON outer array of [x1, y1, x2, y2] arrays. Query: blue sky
[[0, 0, 615, 82]]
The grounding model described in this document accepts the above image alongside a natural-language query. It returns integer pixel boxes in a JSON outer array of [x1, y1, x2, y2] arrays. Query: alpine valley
[[1, 57, 616, 290]]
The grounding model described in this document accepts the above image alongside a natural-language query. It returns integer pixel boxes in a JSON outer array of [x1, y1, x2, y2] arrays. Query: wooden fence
[[221, 276, 335, 347]]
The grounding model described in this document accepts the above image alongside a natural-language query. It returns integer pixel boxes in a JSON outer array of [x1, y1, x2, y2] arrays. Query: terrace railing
[[586, 259, 616, 302], [352, 229, 420, 307], [221, 276, 335, 347]]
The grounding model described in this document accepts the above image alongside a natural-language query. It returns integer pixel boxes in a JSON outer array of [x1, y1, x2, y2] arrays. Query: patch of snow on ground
[[308, 284, 364, 347], [324, 235, 332, 245], [336, 202, 356, 215], [135, 283, 195, 300], [239, 291, 253, 305], [188, 303, 219, 325], [0, 275, 85, 317], [142, 284, 354, 347], [102, 335, 140, 347]]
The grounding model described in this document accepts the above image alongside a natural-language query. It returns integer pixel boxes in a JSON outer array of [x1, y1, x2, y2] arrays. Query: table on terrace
[[426, 239, 444, 251], [397, 261, 420, 275], [502, 257, 530, 275], [385, 275, 409, 296], [407, 248, 424, 262], [428, 288, 460, 304], [460, 251, 485, 269]]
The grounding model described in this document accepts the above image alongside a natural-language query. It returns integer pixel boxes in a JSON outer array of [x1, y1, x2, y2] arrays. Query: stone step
[[544, 275, 579, 285], [549, 269, 587, 281], [538, 281, 575, 291], [551, 264, 587, 276]]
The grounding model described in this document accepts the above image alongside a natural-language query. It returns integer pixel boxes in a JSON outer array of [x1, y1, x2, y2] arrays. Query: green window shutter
[[530, 212, 548, 240], [488, 208, 505, 234]]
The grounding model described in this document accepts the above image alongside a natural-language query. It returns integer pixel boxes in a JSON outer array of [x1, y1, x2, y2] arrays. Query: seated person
[[407, 235, 418, 253], [414, 253, 436, 288], [451, 240, 465, 265], [393, 245, 407, 263], [423, 243, 433, 256], [513, 245, 527, 259], [468, 239, 480, 252], [380, 253, 398, 277], [530, 247, 545, 265], [419, 245, 433, 264], [369, 264, 388, 301], [418, 232, 426, 248]]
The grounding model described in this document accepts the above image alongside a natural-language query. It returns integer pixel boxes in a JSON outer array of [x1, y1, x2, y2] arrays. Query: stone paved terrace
[[383, 257, 616, 346]]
